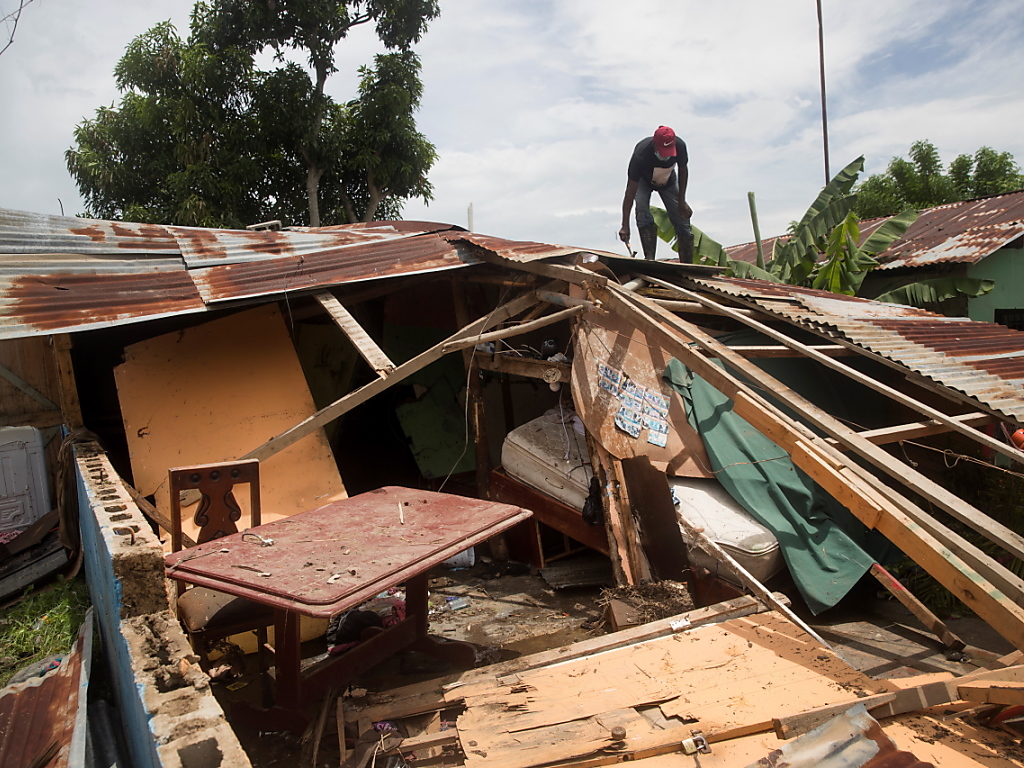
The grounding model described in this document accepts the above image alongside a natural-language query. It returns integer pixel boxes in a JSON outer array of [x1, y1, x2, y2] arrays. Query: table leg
[[275, 608, 303, 710], [231, 609, 309, 734], [405, 572, 477, 669]]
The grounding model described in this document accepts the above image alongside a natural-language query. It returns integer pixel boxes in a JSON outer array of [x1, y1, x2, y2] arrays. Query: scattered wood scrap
[[340, 593, 1024, 768]]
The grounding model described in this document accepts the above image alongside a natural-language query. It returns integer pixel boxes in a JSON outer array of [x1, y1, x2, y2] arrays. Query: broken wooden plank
[[869, 563, 965, 651], [313, 291, 395, 376], [243, 288, 543, 463], [718, 344, 853, 358], [475, 351, 571, 382], [826, 412, 994, 449], [774, 664, 1024, 738], [957, 680, 1024, 706], [619, 456, 689, 581], [354, 594, 779, 724], [440, 304, 587, 354], [588, 437, 651, 585], [50, 334, 83, 428]]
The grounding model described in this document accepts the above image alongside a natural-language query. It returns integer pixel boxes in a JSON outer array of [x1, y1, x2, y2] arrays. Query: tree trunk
[[362, 169, 383, 222], [305, 64, 329, 227], [306, 164, 323, 227]]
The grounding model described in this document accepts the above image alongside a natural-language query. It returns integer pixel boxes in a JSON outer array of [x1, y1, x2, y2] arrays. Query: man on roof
[[618, 125, 694, 263]]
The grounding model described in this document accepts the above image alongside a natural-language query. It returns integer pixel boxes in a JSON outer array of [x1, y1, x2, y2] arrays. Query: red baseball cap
[[654, 126, 676, 156]]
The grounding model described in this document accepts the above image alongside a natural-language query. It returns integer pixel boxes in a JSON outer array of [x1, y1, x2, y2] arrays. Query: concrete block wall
[[75, 442, 252, 768]]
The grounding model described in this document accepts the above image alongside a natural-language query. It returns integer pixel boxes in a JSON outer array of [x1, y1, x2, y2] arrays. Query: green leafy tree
[[855, 140, 1024, 219], [197, 0, 438, 226], [66, 1, 438, 228]]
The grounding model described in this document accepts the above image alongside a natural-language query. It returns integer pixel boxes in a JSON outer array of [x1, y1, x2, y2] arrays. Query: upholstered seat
[[167, 459, 272, 672]]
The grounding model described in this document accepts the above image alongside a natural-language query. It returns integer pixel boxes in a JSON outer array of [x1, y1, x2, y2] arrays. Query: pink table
[[165, 486, 532, 730]]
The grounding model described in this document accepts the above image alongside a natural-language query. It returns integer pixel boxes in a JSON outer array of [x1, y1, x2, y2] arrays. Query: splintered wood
[[344, 605, 1024, 768], [452, 612, 884, 768]]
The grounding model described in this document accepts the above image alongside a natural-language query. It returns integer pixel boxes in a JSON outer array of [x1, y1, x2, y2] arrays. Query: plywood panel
[[571, 310, 712, 477], [114, 305, 347, 529]]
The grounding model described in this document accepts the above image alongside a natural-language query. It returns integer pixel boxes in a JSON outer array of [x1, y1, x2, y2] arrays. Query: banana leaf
[[873, 277, 994, 306]]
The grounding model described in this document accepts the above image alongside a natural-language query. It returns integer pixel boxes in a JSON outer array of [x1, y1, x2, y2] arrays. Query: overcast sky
[[2, 0, 1023, 253]]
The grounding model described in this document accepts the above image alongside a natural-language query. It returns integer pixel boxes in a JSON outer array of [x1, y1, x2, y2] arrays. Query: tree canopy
[[66, 0, 439, 229], [854, 140, 1024, 219]]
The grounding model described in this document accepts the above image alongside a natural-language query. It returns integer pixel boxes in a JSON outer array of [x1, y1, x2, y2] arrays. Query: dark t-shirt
[[627, 136, 688, 187]]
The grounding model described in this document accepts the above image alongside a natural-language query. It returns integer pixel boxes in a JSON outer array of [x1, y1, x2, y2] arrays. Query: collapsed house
[[0, 206, 1023, 767]]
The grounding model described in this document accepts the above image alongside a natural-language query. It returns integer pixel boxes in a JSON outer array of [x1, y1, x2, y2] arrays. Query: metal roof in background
[[688, 275, 1024, 424], [0, 209, 599, 339], [725, 190, 1024, 270]]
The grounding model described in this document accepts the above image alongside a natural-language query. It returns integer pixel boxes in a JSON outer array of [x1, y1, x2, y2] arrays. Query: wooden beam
[[314, 291, 395, 376], [242, 289, 543, 464], [591, 284, 1024, 650], [957, 680, 1024, 706], [440, 304, 587, 354], [869, 563, 965, 651], [620, 278, 1024, 568], [712, 344, 854, 358], [826, 412, 994, 449], [586, 433, 649, 585], [474, 352, 571, 383], [50, 334, 82, 428], [0, 361, 59, 411], [651, 298, 759, 317], [775, 664, 1024, 738]]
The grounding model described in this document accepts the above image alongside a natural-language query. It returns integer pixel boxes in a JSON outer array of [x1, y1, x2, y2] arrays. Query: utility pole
[[816, 0, 831, 184]]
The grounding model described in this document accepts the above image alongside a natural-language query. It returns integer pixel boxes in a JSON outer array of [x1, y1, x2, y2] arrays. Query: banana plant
[[650, 207, 731, 265], [650, 156, 990, 309]]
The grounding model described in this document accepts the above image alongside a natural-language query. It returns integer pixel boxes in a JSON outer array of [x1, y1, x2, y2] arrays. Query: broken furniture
[[342, 601, 1023, 767], [168, 459, 274, 670], [164, 486, 532, 732]]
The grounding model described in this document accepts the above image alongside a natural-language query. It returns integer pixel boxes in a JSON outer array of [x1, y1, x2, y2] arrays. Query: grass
[[0, 576, 92, 688]]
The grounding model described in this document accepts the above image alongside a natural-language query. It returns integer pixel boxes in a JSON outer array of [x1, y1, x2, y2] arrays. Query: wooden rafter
[[314, 291, 395, 377]]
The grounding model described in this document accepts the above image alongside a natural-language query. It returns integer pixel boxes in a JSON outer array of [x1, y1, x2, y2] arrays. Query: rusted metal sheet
[[0, 268, 207, 339], [726, 190, 1024, 270], [0, 610, 91, 768], [0, 208, 602, 338], [189, 232, 470, 304], [690, 276, 1024, 423], [0, 209, 180, 255]]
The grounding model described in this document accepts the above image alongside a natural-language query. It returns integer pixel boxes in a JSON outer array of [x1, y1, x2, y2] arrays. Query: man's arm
[[677, 163, 692, 220], [619, 179, 639, 242]]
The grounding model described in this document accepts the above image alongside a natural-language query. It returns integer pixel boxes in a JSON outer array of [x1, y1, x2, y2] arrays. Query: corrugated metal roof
[[0, 610, 91, 768], [0, 209, 599, 339], [688, 276, 1024, 423], [725, 190, 1024, 270]]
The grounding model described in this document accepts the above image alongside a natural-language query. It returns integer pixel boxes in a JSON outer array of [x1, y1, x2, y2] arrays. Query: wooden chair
[[168, 459, 273, 672]]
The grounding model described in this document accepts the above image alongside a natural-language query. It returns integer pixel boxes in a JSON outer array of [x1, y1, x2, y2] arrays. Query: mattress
[[670, 477, 784, 584], [501, 414, 594, 511]]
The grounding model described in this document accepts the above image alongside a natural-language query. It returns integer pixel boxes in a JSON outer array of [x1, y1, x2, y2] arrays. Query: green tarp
[[664, 358, 878, 614]]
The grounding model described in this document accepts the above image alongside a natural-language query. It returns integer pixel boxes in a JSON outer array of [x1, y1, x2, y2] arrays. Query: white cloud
[[2, 0, 1023, 252]]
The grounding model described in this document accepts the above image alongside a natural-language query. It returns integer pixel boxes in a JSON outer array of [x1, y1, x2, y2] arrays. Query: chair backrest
[[168, 459, 261, 552]]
